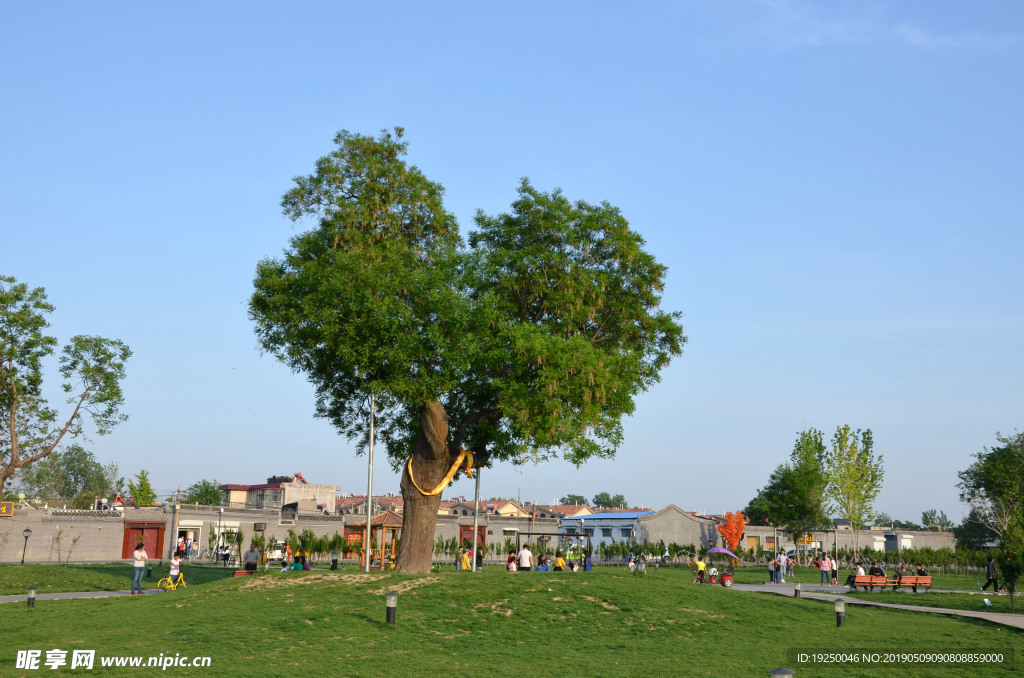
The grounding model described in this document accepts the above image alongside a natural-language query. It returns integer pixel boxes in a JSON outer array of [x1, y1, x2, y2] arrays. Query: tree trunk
[[395, 401, 455, 573]]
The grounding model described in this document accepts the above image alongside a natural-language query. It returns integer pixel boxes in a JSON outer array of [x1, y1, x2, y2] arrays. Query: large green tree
[[744, 430, 829, 563], [823, 425, 883, 558], [183, 479, 222, 506], [1, 275, 131, 493], [250, 129, 684, 571], [958, 431, 1024, 609], [744, 429, 828, 562], [559, 494, 589, 506], [592, 492, 628, 509], [14, 443, 122, 508]]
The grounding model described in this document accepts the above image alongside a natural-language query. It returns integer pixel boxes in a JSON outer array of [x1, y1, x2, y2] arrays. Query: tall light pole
[[364, 393, 375, 573], [21, 528, 32, 564], [471, 464, 481, 572]]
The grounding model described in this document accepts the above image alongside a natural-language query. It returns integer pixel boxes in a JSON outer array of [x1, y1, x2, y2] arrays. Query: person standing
[[819, 554, 832, 585], [767, 555, 776, 584], [518, 544, 534, 571], [982, 557, 998, 591], [130, 542, 148, 595], [243, 543, 261, 572], [458, 548, 471, 571], [476, 546, 484, 571]]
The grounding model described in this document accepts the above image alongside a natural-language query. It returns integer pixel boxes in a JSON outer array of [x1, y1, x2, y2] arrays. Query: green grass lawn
[[846, 590, 1023, 615], [726, 565, 986, 591], [2, 565, 1021, 677], [0, 563, 235, 595]]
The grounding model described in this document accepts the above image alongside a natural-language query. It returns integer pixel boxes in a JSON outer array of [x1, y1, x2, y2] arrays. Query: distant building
[[220, 475, 339, 512]]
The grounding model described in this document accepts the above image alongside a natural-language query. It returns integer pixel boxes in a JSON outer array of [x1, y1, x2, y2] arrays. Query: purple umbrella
[[707, 547, 740, 559]]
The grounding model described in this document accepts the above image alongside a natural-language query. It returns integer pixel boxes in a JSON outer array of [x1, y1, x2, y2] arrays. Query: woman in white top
[[131, 543, 148, 595]]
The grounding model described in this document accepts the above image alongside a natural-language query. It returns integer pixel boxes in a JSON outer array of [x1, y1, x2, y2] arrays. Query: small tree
[[824, 425, 883, 559], [716, 511, 746, 552], [128, 470, 157, 506]]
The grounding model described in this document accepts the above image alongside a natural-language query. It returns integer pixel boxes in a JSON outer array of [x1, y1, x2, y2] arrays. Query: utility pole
[[169, 486, 181, 561]]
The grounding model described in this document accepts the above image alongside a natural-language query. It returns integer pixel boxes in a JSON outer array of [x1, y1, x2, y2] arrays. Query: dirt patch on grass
[[677, 606, 725, 619], [473, 598, 514, 616], [580, 595, 619, 611], [241, 573, 387, 591], [371, 576, 440, 595]]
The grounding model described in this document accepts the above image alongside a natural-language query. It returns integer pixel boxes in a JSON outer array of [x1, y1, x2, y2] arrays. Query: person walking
[[982, 557, 998, 591], [130, 542, 148, 595]]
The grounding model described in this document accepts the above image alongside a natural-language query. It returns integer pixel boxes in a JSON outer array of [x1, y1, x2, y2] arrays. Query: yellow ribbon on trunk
[[408, 449, 474, 496]]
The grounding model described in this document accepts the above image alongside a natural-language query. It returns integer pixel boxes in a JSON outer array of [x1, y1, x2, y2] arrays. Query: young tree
[[1, 275, 131, 492], [128, 470, 157, 506], [183, 479, 222, 506], [250, 129, 684, 572], [823, 425, 883, 558], [921, 509, 954, 531], [559, 494, 589, 506], [716, 511, 745, 551]]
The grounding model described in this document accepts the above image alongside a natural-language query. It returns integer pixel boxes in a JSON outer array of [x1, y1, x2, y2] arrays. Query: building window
[[620, 528, 631, 538], [583, 528, 594, 537], [462, 510, 468, 516], [602, 528, 612, 537], [565, 528, 577, 536]]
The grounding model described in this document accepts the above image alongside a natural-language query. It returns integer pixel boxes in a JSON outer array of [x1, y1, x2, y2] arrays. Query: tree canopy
[[183, 479, 222, 506], [559, 494, 589, 506], [744, 429, 829, 542], [958, 431, 1024, 602], [592, 492, 628, 509], [1, 275, 131, 492], [128, 469, 157, 507], [823, 425, 883, 557], [250, 129, 684, 570], [13, 444, 122, 508]]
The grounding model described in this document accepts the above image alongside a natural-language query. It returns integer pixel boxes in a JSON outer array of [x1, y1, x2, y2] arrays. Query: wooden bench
[[851, 575, 888, 590], [232, 570, 255, 577], [890, 575, 932, 590]]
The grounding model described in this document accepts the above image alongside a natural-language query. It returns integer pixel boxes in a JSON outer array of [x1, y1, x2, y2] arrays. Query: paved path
[[734, 583, 1024, 630], [0, 589, 152, 604]]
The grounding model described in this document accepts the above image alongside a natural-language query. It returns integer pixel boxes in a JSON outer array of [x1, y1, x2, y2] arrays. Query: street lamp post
[[21, 528, 32, 564]]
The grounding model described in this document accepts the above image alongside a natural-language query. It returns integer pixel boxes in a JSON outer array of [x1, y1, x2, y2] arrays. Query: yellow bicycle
[[156, 571, 196, 592]]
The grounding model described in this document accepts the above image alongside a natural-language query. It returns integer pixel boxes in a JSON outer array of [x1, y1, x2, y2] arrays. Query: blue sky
[[3, 1, 1021, 522]]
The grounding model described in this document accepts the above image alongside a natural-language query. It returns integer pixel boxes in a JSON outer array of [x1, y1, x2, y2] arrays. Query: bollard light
[[146, 563, 153, 579], [385, 591, 398, 626], [835, 599, 845, 627], [793, 582, 801, 598], [27, 587, 37, 608]]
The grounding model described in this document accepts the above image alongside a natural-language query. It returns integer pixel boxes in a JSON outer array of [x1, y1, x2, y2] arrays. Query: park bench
[[851, 575, 888, 590], [890, 575, 933, 591]]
